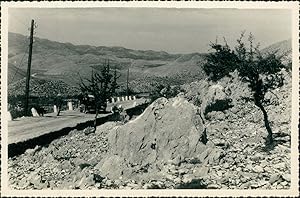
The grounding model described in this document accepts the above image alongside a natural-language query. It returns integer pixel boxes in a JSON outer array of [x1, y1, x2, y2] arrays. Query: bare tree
[[204, 32, 286, 147], [111, 66, 120, 96], [79, 60, 119, 130]]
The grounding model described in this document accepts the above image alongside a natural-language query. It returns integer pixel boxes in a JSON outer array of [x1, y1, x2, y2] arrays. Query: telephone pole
[[24, 19, 35, 116], [126, 67, 129, 96]]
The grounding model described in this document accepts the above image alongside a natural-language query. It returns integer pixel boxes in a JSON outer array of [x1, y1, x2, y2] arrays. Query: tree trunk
[[57, 105, 61, 116], [255, 100, 273, 146], [253, 77, 274, 147], [94, 107, 98, 130]]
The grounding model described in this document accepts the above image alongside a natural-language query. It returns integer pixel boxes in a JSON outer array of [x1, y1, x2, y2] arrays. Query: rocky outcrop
[[181, 80, 233, 121], [97, 97, 221, 180]]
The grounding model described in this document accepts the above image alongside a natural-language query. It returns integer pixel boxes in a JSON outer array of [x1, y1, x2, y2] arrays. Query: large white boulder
[[96, 97, 223, 180]]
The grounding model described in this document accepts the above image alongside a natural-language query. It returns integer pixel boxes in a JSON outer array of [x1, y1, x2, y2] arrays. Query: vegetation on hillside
[[8, 78, 80, 98], [8, 78, 80, 118], [203, 32, 287, 147]]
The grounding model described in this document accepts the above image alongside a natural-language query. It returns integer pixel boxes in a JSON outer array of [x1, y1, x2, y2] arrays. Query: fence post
[[31, 107, 40, 117], [7, 111, 13, 121], [54, 105, 58, 113], [68, 101, 73, 111]]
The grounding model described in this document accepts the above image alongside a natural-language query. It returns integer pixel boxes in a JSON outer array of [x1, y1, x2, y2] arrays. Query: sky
[[8, 8, 292, 54]]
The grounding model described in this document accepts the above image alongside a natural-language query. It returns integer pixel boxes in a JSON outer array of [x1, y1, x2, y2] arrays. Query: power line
[[10, 45, 29, 83], [9, 19, 31, 83], [13, 16, 29, 28]]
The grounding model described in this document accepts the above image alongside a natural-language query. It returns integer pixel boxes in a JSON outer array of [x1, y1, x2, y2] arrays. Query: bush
[[160, 85, 183, 99], [204, 42, 239, 81], [204, 98, 233, 115], [149, 84, 183, 102]]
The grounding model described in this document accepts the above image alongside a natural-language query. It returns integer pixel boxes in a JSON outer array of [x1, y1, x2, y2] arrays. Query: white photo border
[[1, 1, 299, 197]]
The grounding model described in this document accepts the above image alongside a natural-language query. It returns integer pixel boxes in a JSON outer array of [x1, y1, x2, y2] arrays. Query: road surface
[[8, 98, 148, 144]]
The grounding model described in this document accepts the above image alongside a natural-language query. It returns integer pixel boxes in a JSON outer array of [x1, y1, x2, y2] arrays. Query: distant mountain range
[[261, 39, 292, 55], [7, 32, 292, 96], [7, 32, 207, 85], [261, 38, 292, 66]]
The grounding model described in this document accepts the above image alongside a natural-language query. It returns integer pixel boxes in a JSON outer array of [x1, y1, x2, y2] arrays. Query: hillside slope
[[8, 32, 206, 86], [7, 32, 291, 96]]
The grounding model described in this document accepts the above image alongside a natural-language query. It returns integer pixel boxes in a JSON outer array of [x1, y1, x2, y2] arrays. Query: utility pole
[[24, 19, 35, 116], [113, 66, 117, 95], [107, 59, 110, 71], [126, 67, 129, 96]]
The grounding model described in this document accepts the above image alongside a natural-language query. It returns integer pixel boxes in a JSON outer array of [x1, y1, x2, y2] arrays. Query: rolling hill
[[261, 38, 292, 66], [7, 32, 291, 96], [7, 32, 206, 85]]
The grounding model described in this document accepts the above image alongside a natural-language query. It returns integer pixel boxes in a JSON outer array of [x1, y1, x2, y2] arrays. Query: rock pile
[[180, 70, 292, 189], [8, 122, 115, 190]]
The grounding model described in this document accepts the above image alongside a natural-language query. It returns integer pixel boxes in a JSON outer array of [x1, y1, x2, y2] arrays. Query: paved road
[[8, 99, 148, 144]]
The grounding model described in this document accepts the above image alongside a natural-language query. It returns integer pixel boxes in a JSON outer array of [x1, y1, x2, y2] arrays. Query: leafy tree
[[204, 38, 239, 81], [79, 60, 119, 129], [204, 32, 286, 147]]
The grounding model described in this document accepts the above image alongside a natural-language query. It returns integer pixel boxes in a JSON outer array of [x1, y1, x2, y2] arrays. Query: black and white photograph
[[1, 1, 299, 197]]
